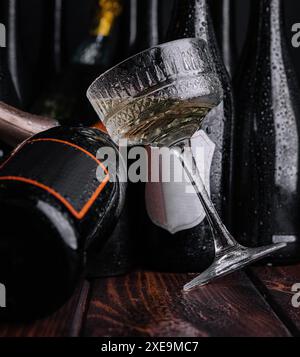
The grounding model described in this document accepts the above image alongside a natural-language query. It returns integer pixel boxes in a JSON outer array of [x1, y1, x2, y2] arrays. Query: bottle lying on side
[[0, 125, 126, 320], [0, 101, 135, 280]]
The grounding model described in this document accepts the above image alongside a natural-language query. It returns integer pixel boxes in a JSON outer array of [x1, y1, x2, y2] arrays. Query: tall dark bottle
[[143, 0, 234, 272], [0, 126, 126, 318], [33, 0, 123, 126], [210, 0, 237, 76], [234, 0, 300, 264]]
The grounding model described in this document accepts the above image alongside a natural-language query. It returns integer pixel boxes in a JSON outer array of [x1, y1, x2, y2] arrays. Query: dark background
[[11, 0, 300, 106]]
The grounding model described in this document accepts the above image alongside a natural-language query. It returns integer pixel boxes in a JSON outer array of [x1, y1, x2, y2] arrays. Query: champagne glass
[[87, 38, 286, 290]]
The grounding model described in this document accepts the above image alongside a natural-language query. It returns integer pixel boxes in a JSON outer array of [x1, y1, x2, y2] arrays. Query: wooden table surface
[[0, 265, 299, 337]]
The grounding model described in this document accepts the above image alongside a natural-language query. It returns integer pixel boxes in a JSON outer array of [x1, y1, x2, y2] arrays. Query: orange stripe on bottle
[[92, 121, 108, 134], [0, 176, 109, 220], [0, 138, 110, 219]]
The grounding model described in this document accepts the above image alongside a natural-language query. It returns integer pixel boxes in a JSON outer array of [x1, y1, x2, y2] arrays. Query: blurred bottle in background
[[72, 0, 123, 124], [234, 0, 300, 264], [32, 0, 123, 126]]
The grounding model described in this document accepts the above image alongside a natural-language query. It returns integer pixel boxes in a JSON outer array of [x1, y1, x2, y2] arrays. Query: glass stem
[[173, 139, 237, 255]]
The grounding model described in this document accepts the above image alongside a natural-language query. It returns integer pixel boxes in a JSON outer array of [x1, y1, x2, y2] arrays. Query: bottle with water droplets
[[234, 0, 300, 264]]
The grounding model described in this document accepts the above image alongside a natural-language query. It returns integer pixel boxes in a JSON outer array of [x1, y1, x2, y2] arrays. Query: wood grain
[[83, 271, 291, 337], [250, 264, 300, 336], [0, 281, 90, 337]]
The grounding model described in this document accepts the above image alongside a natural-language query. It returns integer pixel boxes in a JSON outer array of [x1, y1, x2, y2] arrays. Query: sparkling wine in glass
[[87, 38, 286, 290]]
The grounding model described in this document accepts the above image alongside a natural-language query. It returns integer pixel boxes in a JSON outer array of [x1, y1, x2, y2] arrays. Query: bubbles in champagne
[[103, 97, 212, 147]]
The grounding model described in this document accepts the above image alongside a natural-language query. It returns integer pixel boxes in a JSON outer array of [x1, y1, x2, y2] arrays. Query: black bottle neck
[[40, 0, 68, 76], [236, 0, 287, 87], [118, 0, 138, 58], [167, 0, 212, 43], [53, 0, 68, 74], [248, 0, 284, 51], [211, 0, 237, 76], [167, 0, 229, 80], [134, 0, 159, 53]]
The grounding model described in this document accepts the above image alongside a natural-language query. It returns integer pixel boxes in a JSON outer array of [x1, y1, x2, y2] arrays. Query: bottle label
[[0, 138, 110, 220], [146, 130, 216, 234]]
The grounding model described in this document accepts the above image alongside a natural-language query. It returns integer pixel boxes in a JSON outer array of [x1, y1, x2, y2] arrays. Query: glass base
[[183, 243, 286, 291]]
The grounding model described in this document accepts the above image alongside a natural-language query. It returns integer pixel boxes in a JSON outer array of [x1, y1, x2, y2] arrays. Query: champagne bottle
[[210, 0, 237, 76], [0, 126, 126, 318], [33, 0, 123, 126], [143, 0, 234, 272], [0, 102, 133, 279], [234, 0, 300, 264], [0, 100, 134, 279]]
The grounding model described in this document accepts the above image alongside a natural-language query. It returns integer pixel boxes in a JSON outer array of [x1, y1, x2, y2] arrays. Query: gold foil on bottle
[[93, 0, 122, 37]]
